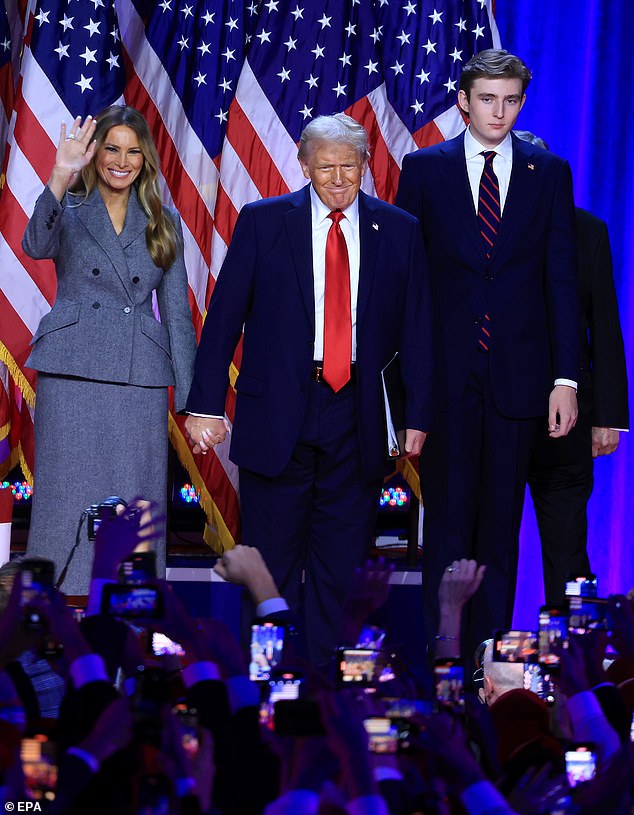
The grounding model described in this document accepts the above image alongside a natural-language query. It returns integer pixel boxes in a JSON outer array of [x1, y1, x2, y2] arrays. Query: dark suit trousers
[[528, 402, 593, 606], [421, 350, 539, 664], [239, 376, 382, 666]]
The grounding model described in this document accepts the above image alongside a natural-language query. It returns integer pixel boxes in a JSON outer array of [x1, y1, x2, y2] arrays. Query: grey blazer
[[22, 185, 196, 410]]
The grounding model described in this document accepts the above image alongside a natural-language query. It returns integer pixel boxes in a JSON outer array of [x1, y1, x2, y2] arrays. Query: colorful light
[[179, 483, 200, 504], [1, 481, 33, 501], [379, 486, 409, 509]]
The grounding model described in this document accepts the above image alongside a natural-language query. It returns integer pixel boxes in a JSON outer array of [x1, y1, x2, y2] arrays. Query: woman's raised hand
[[55, 114, 97, 174]]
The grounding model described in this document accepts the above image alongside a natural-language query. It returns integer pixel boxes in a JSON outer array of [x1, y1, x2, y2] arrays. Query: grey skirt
[[27, 373, 168, 595]]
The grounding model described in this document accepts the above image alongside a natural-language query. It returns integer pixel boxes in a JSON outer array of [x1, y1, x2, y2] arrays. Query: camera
[[19, 558, 55, 630], [102, 583, 162, 619], [86, 495, 126, 541], [493, 629, 538, 663]]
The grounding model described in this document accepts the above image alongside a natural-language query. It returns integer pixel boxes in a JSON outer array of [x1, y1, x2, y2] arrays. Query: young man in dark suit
[[185, 114, 434, 665], [395, 50, 580, 659]]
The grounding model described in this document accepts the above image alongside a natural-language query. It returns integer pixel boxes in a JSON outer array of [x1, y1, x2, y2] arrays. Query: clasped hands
[[184, 415, 229, 455]]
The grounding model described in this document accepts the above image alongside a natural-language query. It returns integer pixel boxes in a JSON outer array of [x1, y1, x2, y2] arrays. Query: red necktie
[[323, 211, 351, 392], [477, 151, 500, 351]]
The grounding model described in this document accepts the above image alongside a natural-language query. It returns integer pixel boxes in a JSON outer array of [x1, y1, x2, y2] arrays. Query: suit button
[[92, 302, 100, 309], [123, 306, 131, 314], [92, 268, 100, 276], [132, 276, 140, 284], [486, 274, 493, 281]]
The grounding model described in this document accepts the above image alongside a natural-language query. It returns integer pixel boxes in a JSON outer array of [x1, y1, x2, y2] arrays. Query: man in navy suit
[[185, 114, 434, 664], [395, 50, 580, 659]]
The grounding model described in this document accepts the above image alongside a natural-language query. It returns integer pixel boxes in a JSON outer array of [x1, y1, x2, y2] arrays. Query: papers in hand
[[381, 353, 406, 458]]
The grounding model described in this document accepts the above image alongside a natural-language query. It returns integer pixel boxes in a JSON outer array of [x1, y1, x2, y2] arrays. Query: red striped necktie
[[477, 151, 500, 351], [478, 151, 501, 258], [322, 210, 351, 392]]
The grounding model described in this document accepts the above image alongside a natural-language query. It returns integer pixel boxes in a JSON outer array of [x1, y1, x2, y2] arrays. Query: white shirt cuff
[[554, 378, 578, 390], [187, 412, 225, 419], [256, 597, 290, 617], [70, 654, 108, 688], [264, 790, 319, 815], [182, 660, 221, 688]]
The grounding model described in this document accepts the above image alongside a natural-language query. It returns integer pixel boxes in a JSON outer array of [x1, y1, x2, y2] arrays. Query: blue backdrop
[[494, 2, 634, 624]]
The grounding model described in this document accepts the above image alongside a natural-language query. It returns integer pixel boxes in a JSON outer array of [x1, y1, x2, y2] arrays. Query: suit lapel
[[491, 136, 541, 262], [436, 135, 486, 260], [283, 185, 314, 329], [357, 190, 381, 323], [75, 187, 142, 299]]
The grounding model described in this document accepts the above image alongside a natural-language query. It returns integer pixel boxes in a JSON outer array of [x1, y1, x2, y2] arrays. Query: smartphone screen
[[336, 648, 383, 685], [101, 584, 162, 618], [565, 575, 597, 598], [538, 607, 568, 667], [434, 659, 465, 714], [568, 596, 613, 634], [21, 735, 58, 802], [249, 623, 286, 681], [493, 630, 539, 662], [524, 663, 556, 705], [364, 717, 398, 753], [260, 673, 303, 728], [565, 745, 596, 787], [119, 551, 157, 583]]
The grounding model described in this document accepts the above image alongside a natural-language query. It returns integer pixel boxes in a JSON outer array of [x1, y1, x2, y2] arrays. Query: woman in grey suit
[[22, 106, 197, 595]]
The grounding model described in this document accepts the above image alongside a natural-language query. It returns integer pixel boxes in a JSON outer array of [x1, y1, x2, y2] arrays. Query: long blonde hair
[[71, 105, 179, 269]]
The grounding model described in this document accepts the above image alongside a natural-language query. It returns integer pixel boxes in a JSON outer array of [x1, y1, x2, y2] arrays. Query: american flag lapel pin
[[528, 163, 535, 170], [372, 222, 379, 230]]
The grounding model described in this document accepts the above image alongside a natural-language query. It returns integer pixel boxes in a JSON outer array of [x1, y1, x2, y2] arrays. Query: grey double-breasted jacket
[[22, 184, 196, 410]]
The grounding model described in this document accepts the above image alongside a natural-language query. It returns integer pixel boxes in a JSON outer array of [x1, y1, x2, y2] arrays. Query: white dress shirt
[[309, 184, 360, 363]]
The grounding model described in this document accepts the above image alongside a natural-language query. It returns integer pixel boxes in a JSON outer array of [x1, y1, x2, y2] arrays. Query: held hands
[[548, 384, 578, 438], [49, 115, 97, 199], [184, 415, 228, 455]]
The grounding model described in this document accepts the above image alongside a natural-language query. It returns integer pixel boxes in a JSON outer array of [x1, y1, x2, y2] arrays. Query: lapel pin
[[372, 222, 379, 230], [528, 163, 535, 170]]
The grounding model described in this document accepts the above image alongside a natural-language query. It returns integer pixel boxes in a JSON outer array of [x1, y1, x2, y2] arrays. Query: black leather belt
[[310, 362, 356, 383]]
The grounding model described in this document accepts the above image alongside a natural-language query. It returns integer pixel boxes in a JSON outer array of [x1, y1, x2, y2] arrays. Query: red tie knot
[[328, 210, 345, 225]]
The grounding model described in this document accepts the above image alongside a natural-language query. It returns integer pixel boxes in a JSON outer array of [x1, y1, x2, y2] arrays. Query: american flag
[[0, 0, 499, 551]]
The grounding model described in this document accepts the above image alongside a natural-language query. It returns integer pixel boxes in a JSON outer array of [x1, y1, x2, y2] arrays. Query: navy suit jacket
[[186, 185, 434, 482], [396, 132, 579, 419]]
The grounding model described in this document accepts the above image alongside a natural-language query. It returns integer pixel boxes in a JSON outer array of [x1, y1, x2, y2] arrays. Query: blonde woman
[[23, 106, 196, 594]]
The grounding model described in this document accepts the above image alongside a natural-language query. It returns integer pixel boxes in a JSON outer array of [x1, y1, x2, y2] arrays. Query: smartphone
[[133, 666, 169, 746], [434, 658, 465, 714], [493, 629, 539, 663], [336, 647, 385, 685], [173, 703, 200, 758], [249, 623, 286, 681], [538, 607, 568, 668], [119, 551, 157, 584], [565, 574, 597, 598], [101, 583, 162, 619], [19, 558, 55, 630], [364, 717, 399, 754], [149, 631, 185, 657], [260, 671, 304, 728], [524, 663, 556, 705], [356, 624, 387, 649], [565, 744, 596, 787], [21, 735, 58, 801], [568, 596, 613, 634]]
